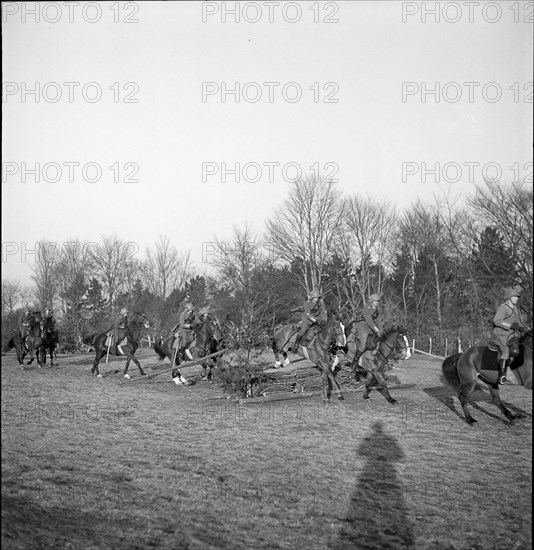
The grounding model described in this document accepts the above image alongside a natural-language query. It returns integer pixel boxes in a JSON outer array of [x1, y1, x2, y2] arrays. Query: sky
[[2, 1, 533, 286]]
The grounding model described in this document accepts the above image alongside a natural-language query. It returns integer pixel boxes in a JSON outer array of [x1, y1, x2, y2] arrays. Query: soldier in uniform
[[178, 303, 200, 360], [18, 309, 33, 346], [493, 286, 527, 384], [113, 307, 130, 347], [352, 293, 384, 366], [294, 289, 327, 349]]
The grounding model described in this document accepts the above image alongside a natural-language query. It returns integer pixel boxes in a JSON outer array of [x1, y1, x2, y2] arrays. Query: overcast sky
[[2, 1, 532, 285]]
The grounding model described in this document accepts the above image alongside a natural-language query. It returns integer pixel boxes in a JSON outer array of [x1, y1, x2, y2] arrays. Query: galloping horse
[[442, 332, 532, 424], [272, 319, 347, 403], [154, 317, 222, 385], [7, 312, 45, 368], [40, 316, 59, 366], [343, 323, 412, 405], [90, 312, 152, 378]]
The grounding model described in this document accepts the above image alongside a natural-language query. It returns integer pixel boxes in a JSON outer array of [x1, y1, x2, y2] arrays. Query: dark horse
[[154, 317, 223, 385], [7, 312, 45, 368], [272, 319, 347, 403], [442, 332, 532, 425], [342, 323, 412, 405], [40, 316, 59, 366], [91, 312, 152, 378]]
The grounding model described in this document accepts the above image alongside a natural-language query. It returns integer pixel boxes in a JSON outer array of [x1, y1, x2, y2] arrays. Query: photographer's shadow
[[331, 421, 415, 549]]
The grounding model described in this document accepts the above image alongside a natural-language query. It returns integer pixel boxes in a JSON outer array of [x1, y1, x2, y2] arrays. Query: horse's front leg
[[92, 349, 106, 377], [130, 354, 146, 377], [321, 370, 331, 403], [488, 386, 520, 424], [372, 369, 397, 405]]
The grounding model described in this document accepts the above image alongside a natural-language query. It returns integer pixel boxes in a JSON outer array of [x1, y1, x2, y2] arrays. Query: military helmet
[[369, 294, 382, 303], [199, 306, 210, 315], [308, 289, 322, 300], [184, 303, 194, 310], [120, 307, 128, 315], [504, 287, 522, 300]]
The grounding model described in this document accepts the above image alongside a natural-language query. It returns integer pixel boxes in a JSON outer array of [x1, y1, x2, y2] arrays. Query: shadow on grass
[[331, 420, 415, 549], [424, 384, 532, 425]]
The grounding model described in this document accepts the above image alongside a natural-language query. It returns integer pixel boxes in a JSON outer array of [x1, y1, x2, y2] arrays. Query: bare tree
[[337, 195, 397, 315], [31, 241, 61, 310], [266, 175, 344, 292], [468, 179, 533, 304], [143, 236, 192, 300], [90, 235, 137, 315], [1, 279, 21, 314]]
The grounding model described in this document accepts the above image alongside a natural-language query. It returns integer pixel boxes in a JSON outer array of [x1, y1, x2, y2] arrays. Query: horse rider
[[112, 307, 130, 347], [43, 308, 56, 330], [18, 309, 33, 346], [493, 285, 527, 384], [178, 303, 200, 361], [294, 289, 327, 349], [352, 293, 384, 367]]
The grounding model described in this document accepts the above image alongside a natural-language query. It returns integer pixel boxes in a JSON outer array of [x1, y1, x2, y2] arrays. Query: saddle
[[105, 334, 127, 348]]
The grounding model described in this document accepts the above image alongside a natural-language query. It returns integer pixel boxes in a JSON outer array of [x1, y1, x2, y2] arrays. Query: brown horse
[[342, 324, 412, 405], [272, 319, 347, 403], [40, 316, 59, 366], [154, 316, 222, 385], [8, 312, 45, 368], [442, 332, 532, 424], [90, 312, 152, 378]]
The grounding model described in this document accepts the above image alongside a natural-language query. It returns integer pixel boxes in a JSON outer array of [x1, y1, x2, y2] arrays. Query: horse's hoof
[[389, 400, 398, 406], [97, 374, 103, 378], [337, 395, 345, 401], [173, 377, 184, 385], [363, 394, 370, 400], [124, 374, 131, 380], [467, 418, 477, 425]]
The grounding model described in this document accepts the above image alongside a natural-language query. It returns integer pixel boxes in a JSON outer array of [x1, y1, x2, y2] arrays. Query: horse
[[8, 312, 45, 368], [154, 316, 223, 385], [342, 324, 412, 405], [90, 312, 152, 378], [40, 316, 59, 366], [272, 319, 347, 403], [442, 332, 532, 425]]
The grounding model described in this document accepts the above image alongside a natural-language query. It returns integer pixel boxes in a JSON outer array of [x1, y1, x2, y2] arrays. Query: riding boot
[[294, 333, 303, 350], [497, 358, 510, 385], [352, 350, 363, 370]]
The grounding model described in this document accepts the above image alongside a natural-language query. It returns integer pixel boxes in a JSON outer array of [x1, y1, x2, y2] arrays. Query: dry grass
[[1, 349, 531, 550]]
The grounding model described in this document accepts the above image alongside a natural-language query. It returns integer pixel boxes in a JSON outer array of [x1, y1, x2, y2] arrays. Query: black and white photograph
[[2, 1, 532, 549]]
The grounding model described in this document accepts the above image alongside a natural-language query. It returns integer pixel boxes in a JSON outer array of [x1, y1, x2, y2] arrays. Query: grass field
[[1, 348, 532, 550]]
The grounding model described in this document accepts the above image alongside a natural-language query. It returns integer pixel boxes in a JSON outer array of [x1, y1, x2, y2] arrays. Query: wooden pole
[[122, 349, 226, 383], [445, 338, 448, 357], [429, 337, 432, 354]]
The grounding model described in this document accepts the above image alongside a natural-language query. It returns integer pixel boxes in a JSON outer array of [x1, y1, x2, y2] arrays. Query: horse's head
[[378, 327, 411, 361], [323, 319, 347, 349], [30, 311, 42, 327]]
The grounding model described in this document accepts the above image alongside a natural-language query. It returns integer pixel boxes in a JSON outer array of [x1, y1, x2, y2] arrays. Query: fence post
[[457, 336, 462, 353], [445, 338, 448, 357], [429, 337, 432, 354], [412, 339, 415, 353]]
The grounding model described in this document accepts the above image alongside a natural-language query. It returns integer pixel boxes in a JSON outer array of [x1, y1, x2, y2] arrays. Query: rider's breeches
[[493, 331, 510, 360], [355, 323, 372, 353]]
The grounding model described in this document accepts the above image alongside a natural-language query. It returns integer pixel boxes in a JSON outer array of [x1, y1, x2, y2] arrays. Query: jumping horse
[[442, 332, 532, 424], [343, 323, 412, 405], [154, 317, 222, 385], [91, 312, 152, 378], [272, 319, 347, 403]]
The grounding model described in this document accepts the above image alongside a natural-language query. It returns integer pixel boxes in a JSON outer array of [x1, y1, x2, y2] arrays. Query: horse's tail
[[5, 337, 16, 352], [153, 337, 166, 361], [441, 353, 462, 388]]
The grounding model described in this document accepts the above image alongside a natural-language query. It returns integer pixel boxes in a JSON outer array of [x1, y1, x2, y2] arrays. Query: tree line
[[2, 176, 532, 354]]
